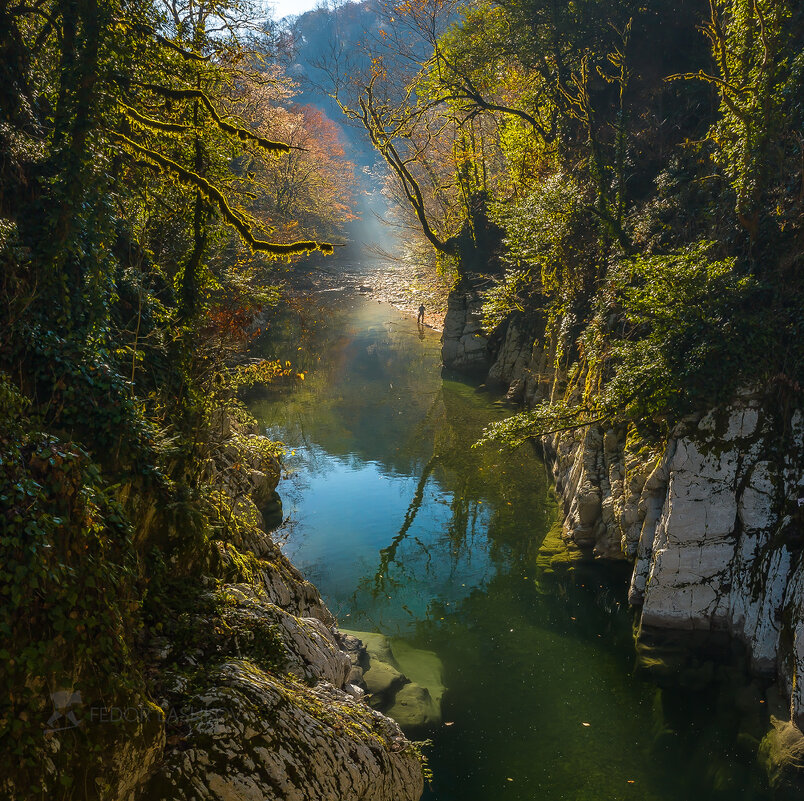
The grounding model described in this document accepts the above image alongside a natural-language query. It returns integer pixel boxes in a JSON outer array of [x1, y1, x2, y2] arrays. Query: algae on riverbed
[[342, 629, 445, 730]]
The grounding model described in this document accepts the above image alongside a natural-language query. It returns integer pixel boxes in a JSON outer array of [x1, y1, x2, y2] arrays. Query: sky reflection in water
[[249, 293, 774, 801]]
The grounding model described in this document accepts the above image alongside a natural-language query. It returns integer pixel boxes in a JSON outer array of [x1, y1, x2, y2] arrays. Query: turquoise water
[[249, 292, 773, 801]]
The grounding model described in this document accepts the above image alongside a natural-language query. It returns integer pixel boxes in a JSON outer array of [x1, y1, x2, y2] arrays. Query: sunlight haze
[[268, 0, 322, 19]]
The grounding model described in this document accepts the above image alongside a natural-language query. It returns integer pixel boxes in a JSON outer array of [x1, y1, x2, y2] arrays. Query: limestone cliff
[[443, 291, 804, 782], [137, 431, 425, 801], [440, 290, 490, 374]]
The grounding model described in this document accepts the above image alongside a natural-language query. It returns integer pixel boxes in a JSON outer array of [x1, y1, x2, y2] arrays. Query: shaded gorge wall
[[442, 287, 804, 795]]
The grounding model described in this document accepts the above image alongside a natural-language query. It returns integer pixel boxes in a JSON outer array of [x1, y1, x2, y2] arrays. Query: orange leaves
[[204, 306, 256, 343], [242, 95, 356, 241], [370, 56, 388, 81]]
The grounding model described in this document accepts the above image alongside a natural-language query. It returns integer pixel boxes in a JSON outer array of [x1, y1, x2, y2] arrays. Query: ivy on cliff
[[0, 0, 347, 794]]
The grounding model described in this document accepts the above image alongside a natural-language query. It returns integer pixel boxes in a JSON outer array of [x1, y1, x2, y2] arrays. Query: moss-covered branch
[[135, 83, 292, 153], [111, 131, 332, 255]]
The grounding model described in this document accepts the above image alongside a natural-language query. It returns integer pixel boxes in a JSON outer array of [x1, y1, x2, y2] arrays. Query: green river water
[[249, 290, 774, 801]]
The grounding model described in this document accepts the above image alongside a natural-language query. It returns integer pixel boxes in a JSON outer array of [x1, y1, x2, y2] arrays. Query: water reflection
[[249, 294, 774, 801], [249, 295, 556, 633]]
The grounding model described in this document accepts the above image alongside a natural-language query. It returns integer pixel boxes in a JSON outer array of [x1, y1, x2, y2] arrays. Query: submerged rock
[[759, 717, 804, 793], [535, 520, 584, 573], [389, 684, 437, 729], [340, 630, 445, 731], [390, 640, 445, 729], [364, 659, 408, 705], [260, 489, 284, 530]]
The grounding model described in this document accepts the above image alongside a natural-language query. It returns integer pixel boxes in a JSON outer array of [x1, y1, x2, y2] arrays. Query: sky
[[268, 0, 325, 20]]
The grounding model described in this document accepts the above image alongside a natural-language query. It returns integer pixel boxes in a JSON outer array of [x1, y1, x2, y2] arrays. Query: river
[[248, 290, 773, 801]]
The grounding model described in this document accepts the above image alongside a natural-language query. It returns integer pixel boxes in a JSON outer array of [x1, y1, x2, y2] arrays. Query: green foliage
[[486, 172, 597, 319], [142, 573, 285, 678], [479, 244, 764, 444], [0, 376, 145, 785], [405, 738, 434, 785], [434, 252, 463, 288], [12, 325, 164, 471], [599, 245, 758, 420], [677, 0, 804, 240], [0, 0, 341, 792], [481, 268, 534, 331]]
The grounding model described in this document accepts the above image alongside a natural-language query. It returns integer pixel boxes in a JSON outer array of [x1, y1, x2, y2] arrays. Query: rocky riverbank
[[288, 259, 452, 332], [136, 422, 426, 800], [442, 285, 804, 791]]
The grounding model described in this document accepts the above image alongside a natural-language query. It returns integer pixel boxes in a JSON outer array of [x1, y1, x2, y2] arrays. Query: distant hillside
[[282, 0, 401, 266]]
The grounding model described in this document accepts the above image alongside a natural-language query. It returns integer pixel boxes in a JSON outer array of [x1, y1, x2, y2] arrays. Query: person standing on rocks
[[417, 304, 425, 325]]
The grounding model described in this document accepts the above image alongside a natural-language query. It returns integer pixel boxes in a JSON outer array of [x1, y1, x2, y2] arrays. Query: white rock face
[[632, 405, 802, 690], [223, 585, 351, 686], [462, 306, 804, 743], [552, 401, 803, 724], [487, 320, 532, 395], [639, 436, 741, 631], [441, 292, 490, 372], [146, 662, 423, 801]]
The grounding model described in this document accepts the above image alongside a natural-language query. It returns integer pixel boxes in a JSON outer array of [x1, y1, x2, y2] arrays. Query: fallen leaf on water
[[444, 722, 454, 726], [582, 722, 591, 727], [506, 778, 514, 782]]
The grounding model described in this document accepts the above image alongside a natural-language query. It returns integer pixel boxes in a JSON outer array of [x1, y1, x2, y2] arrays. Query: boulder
[[364, 660, 408, 707], [340, 630, 445, 730], [388, 684, 438, 729], [441, 290, 489, 373], [143, 661, 424, 801]]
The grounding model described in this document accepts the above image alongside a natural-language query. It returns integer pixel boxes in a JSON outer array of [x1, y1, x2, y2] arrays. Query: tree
[[670, 0, 804, 247], [0, 1, 345, 793]]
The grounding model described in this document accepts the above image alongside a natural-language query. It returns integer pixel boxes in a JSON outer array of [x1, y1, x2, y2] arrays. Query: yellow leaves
[[111, 115, 334, 258], [370, 56, 388, 80], [223, 358, 297, 391]]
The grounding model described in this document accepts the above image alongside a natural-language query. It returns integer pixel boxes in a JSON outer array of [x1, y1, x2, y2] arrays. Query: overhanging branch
[[111, 131, 332, 256]]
